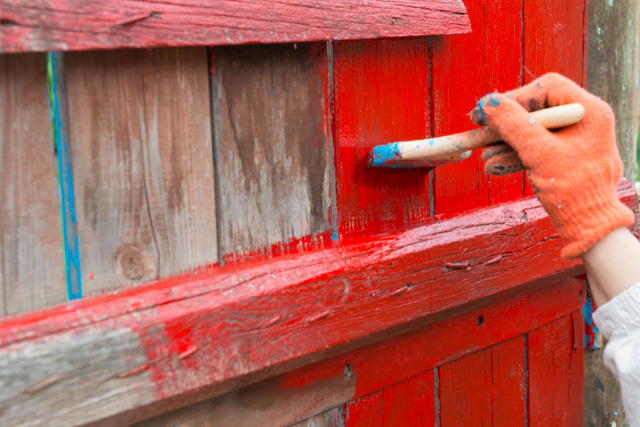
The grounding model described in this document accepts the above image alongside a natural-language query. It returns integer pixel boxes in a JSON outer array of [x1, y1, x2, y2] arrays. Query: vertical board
[[383, 370, 435, 427], [344, 391, 384, 427], [527, 315, 575, 426], [485, 0, 525, 204], [439, 348, 492, 426], [439, 336, 526, 427], [65, 47, 217, 296], [523, 0, 585, 195], [0, 53, 66, 315], [333, 38, 431, 238], [211, 43, 331, 262], [431, 0, 486, 214]]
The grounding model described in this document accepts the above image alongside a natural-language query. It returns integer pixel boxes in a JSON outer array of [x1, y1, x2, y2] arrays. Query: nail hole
[[477, 316, 484, 327], [0, 19, 18, 26], [344, 363, 353, 377], [406, 284, 412, 289]]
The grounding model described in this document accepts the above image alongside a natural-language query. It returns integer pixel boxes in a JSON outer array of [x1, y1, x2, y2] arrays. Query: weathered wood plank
[[0, 53, 66, 315], [2, 177, 628, 426], [64, 47, 217, 296], [126, 278, 585, 427], [382, 370, 434, 427], [290, 408, 341, 427], [0, 0, 471, 53], [211, 43, 331, 263], [587, 0, 640, 183], [344, 391, 384, 427]]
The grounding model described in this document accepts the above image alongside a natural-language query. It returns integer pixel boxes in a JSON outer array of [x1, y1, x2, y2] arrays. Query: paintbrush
[[367, 103, 585, 169]]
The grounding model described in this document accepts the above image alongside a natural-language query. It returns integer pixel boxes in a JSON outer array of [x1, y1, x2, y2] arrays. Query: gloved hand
[[472, 73, 634, 259]]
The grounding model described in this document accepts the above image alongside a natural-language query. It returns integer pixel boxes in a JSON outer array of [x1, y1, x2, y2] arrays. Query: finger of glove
[[481, 143, 511, 162], [476, 93, 551, 154], [503, 73, 588, 111], [484, 150, 525, 176]]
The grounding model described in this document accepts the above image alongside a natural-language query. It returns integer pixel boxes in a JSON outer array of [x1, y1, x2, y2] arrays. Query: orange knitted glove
[[473, 73, 634, 259]]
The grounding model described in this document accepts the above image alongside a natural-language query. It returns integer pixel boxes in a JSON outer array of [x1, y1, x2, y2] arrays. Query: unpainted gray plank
[[587, 0, 640, 182], [0, 53, 66, 315], [64, 47, 217, 296], [211, 43, 331, 262]]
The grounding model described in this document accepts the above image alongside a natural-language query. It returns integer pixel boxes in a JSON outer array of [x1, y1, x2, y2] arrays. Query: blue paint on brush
[[476, 93, 500, 123], [369, 142, 402, 166], [428, 139, 435, 146], [48, 53, 82, 301], [583, 297, 601, 349]]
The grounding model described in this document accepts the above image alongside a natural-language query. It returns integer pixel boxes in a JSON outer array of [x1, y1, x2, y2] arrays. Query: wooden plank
[[484, 0, 524, 204], [333, 38, 431, 238], [523, 0, 585, 195], [134, 279, 583, 427], [492, 337, 526, 427], [439, 348, 492, 426], [431, 0, 486, 214], [0, 0, 471, 53], [0, 53, 66, 315], [0, 271, 588, 427], [290, 407, 342, 427], [527, 315, 574, 426], [64, 47, 217, 296], [211, 43, 331, 263], [439, 336, 526, 427], [383, 370, 434, 427], [587, 0, 640, 182], [344, 391, 383, 427]]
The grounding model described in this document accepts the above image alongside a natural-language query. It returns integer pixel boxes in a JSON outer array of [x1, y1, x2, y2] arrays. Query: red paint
[[523, 0, 586, 195], [527, 315, 582, 426], [344, 390, 384, 427], [383, 370, 435, 427], [333, 38, 432, 239], [0, 0, 471, 53]]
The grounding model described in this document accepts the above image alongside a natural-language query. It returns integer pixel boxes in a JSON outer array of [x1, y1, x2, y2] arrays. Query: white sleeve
[[593, 282, 640, 426]]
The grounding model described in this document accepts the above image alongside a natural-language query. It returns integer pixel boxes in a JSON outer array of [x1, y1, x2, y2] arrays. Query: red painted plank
[[1, 180, 633, 426], [568, 309, 585, 427], [439, 336, 526, 427], [492, 337, 526, 427], [485, 0, 524, 204], [344, 391, 384, 427], [333, 38, 431, 238], [431, 0, 486, 214], [383, 370, 435, 427], [0, 0, 471, 53], [522, 0, 585, 195], [440, 348, 492, 427], [527, 313, 581, 427]]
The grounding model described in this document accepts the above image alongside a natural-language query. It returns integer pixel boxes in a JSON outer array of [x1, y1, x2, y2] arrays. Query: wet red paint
[[333, 38, 432, 239], [383, 370, 435, 427]]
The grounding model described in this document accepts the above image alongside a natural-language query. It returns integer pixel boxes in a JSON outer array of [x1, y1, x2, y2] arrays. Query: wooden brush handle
[[399, 103, 585, 161]]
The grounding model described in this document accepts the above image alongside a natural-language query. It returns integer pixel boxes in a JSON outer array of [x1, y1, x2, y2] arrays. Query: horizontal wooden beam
[[0, 0, 471, 53], [1, 180, 637, 427]]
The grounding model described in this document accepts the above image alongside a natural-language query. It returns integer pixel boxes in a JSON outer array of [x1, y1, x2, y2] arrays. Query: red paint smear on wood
[[383, 370, 435, 427], [344, 390, 384, 427], [333, 38, 431, 239], [1, 0, 471, 53]]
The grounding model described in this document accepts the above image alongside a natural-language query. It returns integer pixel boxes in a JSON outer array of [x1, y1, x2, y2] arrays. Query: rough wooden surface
[[211, 43, 331, 262], [137, 279, 585, 427], [584, 342, 627, 427], [64, 47, 217, 296], [0, 0, 471, 53], [1, 178, 616, 427], [587, 0, 640, 183], [0, 53, 66, 316], [290, 408, 341, 427]]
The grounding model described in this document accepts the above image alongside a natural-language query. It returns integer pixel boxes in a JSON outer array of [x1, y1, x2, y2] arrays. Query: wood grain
[[344, 391, 384, 427], [333, 38, 431, 238], [0, 53, 66, 315], [64, 47, 217, 296], [0, 0, 471, 53], [290, 408, 342, 427], [133, 279, 584, 427], [383, 370, 434, 427], [587, 0, 640, 183], [211, 43, 331, 263], [431, 0, 486, 214], [523, 0, 585, 195]]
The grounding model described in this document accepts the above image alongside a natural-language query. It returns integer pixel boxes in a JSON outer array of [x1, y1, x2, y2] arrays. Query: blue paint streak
[[370, 142, 401, 166], [583, 298, 601, 349], [428, 138, 435, 146], [476, 93, 500, 123], [48, 53, 82, 301]]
